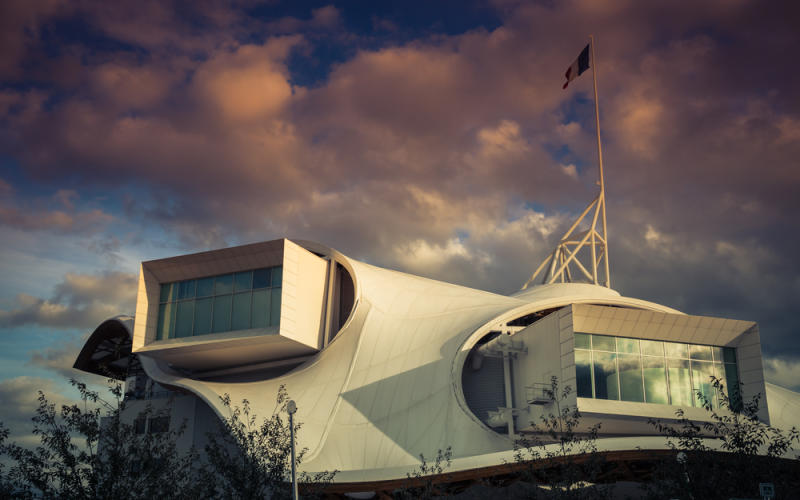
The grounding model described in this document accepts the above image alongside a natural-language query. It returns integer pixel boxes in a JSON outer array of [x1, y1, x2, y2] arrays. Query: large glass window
[[574, 333, 739, 409], [156, 266, 282, 340]]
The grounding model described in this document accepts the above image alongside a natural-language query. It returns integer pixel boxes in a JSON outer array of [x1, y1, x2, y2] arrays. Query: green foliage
[[645, 376, 800, 500], [201, 386, 336, 500], [0, 423, 15, 498], [396, 447, 452, 499], [0, 379, 203, 500], [514, 376, 611, 500]]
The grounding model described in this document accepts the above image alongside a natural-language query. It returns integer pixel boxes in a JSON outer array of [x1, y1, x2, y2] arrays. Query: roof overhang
[[73, 316, 136, 380]]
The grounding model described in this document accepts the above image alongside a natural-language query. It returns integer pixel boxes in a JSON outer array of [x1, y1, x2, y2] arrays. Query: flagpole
[[589, 34, 610, 288]]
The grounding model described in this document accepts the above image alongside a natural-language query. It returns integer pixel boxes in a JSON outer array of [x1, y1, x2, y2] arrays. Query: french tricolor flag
[[563, 44, 590, 89]]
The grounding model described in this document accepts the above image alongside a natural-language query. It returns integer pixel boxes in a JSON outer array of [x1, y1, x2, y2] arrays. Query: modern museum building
[[73, 237, 800, 490]]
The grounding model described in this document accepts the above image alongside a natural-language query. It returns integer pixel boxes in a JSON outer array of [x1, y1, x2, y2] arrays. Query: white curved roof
[[765, 382, 800, 432]]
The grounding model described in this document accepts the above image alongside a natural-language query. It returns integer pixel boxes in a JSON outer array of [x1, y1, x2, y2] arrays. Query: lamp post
[[287, 400, 298, 500]]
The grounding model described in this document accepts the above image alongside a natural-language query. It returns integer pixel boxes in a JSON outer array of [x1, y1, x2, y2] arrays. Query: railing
[[526, 382, 553, 405]]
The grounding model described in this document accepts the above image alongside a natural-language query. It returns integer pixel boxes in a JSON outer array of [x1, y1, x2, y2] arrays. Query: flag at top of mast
[[563, 44, 590, 89]]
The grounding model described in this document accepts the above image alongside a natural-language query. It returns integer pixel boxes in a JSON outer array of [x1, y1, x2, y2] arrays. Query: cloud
[[0, 376, 77, 446], [763, 357, 800, 393], [266, 5, 342, 34], [0, 1, 799, 361], [560, 164, 578, 180], [0, 271, 137, 330], [91, 61, 178, 110], [28, 340, 84, 380], [191, 39, 302, 123], [0, 180, 114, 235]]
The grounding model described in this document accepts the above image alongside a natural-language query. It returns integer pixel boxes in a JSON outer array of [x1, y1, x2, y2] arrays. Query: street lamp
[[287, 400, 298, 500]]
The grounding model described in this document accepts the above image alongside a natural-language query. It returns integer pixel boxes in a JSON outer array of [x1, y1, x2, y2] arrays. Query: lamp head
[[287, 400, 297, 415]]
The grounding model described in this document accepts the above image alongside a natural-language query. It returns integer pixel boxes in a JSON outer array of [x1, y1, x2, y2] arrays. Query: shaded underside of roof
[[73, 317, 137, 380]]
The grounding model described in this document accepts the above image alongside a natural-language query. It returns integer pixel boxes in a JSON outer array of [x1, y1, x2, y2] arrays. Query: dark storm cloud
[[0, 0, 799, 363]]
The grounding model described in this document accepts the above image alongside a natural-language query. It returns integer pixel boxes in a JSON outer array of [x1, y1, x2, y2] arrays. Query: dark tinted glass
[[575, 350, 593, 398], [232, 292, 252, 330], [270, 288, 281, 326], [723, 347, 736, 364], [234, 271, 252, 292], [175, 301, 194, 337], [196, 277, 215, 297], [251, 290, 270, 328], [160, 283, 176, 303], [253, 268, 271, 289], [212, 295, 232, 332], [215, 274, 233, 294], [193, 297, 212, 335], [593, 352, 618, 400], [271, 266, 282, 287], [178, 280, 195, 300], [157, 303, 175, 340]]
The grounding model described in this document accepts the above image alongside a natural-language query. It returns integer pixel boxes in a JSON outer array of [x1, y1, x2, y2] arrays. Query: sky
[[1, 0, 799, 441]]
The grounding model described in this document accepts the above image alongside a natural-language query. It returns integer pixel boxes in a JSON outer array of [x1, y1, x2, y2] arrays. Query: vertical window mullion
[[590, 349, 596, 398], [228, 290, 234, 330], [640, 340, 646, 403], [615, 351, 621, 401], [250, 291, 254, 329], [209, 291, 215, 333], [170, 300, 176, 339], [664, 350, 672, 405]]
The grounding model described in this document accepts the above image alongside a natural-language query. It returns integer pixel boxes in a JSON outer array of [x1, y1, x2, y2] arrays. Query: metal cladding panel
[[279, 239, 328, 349]]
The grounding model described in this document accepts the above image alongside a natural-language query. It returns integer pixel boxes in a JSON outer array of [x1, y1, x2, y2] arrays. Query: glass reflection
[[593, 352, 619, 400], [643, 356, 668, 404], [668, 358, 693, 407], [593, 335, 616, 352], [641, 339, 664, 357], [575, 350, 593, 398], [619, 353, 644, 402], [574, 333, 591, 350], [692, 360, 716, 408], [158, 266, 282, 338], [617, 338, 640, 354], [664, 342, 689, 358], [575, 332, 739, 410]]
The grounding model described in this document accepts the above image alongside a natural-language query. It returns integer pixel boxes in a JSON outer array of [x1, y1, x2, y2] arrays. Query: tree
[[395, 447, 452, 499], [514, 376, 611, 500], [0, 379, 204, 500], [646, 376, 800, 500], [0, 423, 16, 498], [201, 386, 336, 500]]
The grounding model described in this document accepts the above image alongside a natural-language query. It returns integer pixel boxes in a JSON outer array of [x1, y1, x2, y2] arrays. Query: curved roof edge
[[73, 315, 135, 380]]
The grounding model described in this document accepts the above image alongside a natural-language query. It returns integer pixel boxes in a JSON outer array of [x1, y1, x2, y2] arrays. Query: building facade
[[74, 238, 800, 486]]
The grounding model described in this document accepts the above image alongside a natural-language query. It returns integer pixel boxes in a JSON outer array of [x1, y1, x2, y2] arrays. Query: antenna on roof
[[522, 35, 610, 289]]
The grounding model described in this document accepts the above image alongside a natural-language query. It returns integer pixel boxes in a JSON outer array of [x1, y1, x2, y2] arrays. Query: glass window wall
[[574, 333, 739, 409], [156, 266, 282, 340]]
